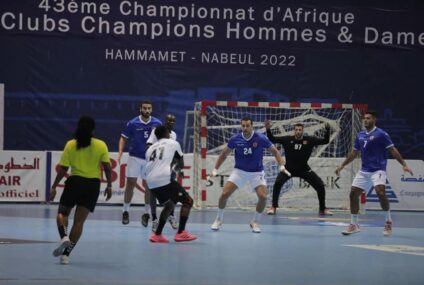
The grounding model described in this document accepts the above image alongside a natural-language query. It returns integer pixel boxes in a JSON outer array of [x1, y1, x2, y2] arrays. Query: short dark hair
[[294, 123, 304, 128], [154, 125, 169, 140], [241, 117, 252, 124], [365, 110, 377, 118], [139, 100, 152, 107]]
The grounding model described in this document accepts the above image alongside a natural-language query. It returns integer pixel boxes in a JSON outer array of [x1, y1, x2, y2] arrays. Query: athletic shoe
[[141, 213, 150, 227], [122, 211, 129, 225], [341, 224, 360, 235], [174, 231, 197, 242], [152, 219, 159, 233], [319, 208, 334, 216], [267, 207, 276, 215], [211, 219, 222, 231], [60, 255, 70, 265], [383, 221, 392, 236], [52, 236, 71, 257], [250, 222, 261, 233], [149, 233, 169, 243], [168, 215, 178, 230]]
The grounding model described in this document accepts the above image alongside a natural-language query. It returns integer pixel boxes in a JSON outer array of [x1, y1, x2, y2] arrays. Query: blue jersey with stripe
[[354, 127, 394, 172], [121, 116, 162, 159], [227, 132, 272, 172]]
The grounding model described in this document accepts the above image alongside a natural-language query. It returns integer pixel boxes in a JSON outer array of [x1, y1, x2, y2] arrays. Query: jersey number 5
[[149, 147, 164, 161]]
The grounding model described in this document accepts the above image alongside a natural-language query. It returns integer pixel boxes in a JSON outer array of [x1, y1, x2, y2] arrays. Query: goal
[[192, 101, 367, 210]]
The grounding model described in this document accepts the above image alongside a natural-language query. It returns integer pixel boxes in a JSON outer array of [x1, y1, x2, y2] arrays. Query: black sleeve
[[311, 128, 330, 145], [266, 129, 288, 144]]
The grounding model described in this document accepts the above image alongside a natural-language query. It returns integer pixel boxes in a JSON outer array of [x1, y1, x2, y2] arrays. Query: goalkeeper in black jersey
[[265, 120, 333, 216]]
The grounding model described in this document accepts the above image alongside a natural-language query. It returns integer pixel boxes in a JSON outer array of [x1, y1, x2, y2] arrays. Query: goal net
[[193, 101, 366, 210]]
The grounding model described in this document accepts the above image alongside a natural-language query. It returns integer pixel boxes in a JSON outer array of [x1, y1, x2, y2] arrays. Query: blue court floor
[[0, 204, 423, 285]]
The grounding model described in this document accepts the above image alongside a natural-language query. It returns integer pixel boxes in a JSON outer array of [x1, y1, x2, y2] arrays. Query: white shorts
[[228, 168, 267, 191], [352, 170, 387, 191], [126, 156, 147, 179]]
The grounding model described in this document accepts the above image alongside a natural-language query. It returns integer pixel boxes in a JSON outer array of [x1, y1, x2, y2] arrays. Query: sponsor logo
[[366, 179, 399, 203]]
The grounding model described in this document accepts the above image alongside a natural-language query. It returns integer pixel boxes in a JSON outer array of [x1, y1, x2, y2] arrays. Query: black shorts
[[59, 176, 101, 212], [150, 181, 189, 205]]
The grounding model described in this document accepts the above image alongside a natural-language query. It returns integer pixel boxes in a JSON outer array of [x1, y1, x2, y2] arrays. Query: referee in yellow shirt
[[49, 116, 112, 265]]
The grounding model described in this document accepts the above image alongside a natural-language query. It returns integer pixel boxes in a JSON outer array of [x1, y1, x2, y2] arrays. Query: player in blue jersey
[[118, 100, 162, 226], [210, 117, 288, 233], [335, 110, 413, 236]]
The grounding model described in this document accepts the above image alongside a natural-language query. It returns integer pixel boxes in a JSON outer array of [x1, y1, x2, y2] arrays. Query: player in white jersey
[[210, 117, 288, 233], [118, 100, 162, 226], [146, 114, 178, 231], [335, 110, 413, 236], [144, 126, 197, 243]]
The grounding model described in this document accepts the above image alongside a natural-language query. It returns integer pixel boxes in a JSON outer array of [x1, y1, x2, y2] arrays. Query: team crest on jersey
[[303, 140, 307, 144], [369, 136, 374, 140], [252, 142, 258, 147]]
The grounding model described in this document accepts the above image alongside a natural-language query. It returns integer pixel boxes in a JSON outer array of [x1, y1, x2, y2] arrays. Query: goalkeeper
[[265, 121, 333, 216]]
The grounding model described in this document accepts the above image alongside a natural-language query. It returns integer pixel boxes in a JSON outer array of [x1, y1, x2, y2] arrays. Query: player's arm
[[269, 144, 291, 176], [335, 149, 359, 176], [118, 136, 127, 164], [388, 146, 413, 175], [49, 165, 69, 201], [313, 123, 331, 145], [101, 162, 113, 201], [172, 151, 184, 174], [211, 146, 232, 176]]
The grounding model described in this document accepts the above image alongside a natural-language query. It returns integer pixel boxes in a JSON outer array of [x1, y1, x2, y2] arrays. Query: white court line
[[344, 244, 424, 256]]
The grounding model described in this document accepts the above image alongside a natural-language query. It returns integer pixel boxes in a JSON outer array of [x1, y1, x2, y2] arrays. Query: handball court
[[0, 204, 423, 285]]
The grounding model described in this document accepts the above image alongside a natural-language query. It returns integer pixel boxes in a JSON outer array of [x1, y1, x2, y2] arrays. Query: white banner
[[50, 152, 194, 204], [203, 156, 359, 209], [365, 160, 424, 211], [0, 151, 46, 202]]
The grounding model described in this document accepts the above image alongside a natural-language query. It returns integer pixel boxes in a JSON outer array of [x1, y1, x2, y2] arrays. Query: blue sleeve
[[381, 132, 394, 148], [121, 121, 132, 138], [261, 135, 272, 149], [354, 135, 360, 151], [227, 136, 236, 149]]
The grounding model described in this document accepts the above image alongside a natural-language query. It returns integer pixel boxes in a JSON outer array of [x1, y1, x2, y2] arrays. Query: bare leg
[[375, 185, 389, 211], [349, 186, 363, 214], [218, 182, 238, 209], [57, 204, 72, 238], [254, 185, 267, 213], [124, 177, 137, 204]]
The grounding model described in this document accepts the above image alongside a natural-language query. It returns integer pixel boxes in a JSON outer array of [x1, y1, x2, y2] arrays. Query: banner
[[0, 1, 423, 159], [365, 160, 424, 211], [0, 151, 46, 202], [50, 151, 194, 204]]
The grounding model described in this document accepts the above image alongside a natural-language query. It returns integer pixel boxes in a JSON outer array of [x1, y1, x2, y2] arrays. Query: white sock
[[384, 210, 392, 222], [217, 208, 224, 221], [351, 214, 358, 224], [123, 203, 130, 212], [145, 204, 151, 215], [253, 212, 262, 223]]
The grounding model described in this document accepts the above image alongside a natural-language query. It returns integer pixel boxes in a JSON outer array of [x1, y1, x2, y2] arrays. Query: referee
[[265, 120, 333, 216]]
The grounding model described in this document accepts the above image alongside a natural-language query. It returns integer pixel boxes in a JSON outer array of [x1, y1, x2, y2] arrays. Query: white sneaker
[[152, 219, 159, 233], [168, 215, 178, 230], [250, 222, 261, 233], [52, 236, 71, 257], [341, 224, 360, 235], [60, 255, 70, 265], [211, 219, 222, 231], [383, 221, 392, 236]]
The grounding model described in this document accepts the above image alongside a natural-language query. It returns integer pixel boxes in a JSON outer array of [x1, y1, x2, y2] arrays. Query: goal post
[[193, 100, 367, 210]]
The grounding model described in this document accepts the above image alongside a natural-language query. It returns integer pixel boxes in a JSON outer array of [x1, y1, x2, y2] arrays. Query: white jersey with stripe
[[144, 138, 183, 189], [147, 129, 177, 144]]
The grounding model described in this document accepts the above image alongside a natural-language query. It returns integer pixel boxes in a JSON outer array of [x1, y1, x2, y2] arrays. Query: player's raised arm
[[313, 123, 331, 145], [388, 146, 413, 175]]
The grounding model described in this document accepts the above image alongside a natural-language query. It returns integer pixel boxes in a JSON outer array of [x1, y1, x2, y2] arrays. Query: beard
[[141, 111, 151, 118]]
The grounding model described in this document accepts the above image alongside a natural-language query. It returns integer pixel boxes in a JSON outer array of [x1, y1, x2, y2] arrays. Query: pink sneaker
[[341, 224, 360, 235], [149, 233, 169, 243], [174, 231, 197, 242]]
